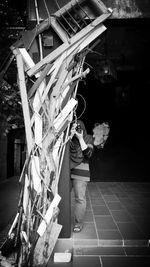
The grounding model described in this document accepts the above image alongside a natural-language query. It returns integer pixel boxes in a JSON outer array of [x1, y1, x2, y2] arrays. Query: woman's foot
[[73, 223, 83, 233]]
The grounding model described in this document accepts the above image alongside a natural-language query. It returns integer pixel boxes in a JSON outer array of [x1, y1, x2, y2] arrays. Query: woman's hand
[[70, 123, 83, 140], [74, 129, 83, 140]]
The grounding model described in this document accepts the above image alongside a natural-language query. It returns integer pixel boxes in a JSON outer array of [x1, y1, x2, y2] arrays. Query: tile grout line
[[99, 255, 103, 267]]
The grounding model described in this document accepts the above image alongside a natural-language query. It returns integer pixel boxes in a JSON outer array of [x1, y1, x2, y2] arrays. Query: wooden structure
[[6, 1, 112, 266]]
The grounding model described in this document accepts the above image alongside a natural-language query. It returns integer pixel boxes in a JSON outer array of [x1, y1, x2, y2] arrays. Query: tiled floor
[[71, 182, 150, 247], [49, 182, 150, 266], [1, 179, 150, 266]]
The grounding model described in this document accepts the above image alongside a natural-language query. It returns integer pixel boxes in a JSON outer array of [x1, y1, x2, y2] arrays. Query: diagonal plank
[[15, 51, 33, 154]]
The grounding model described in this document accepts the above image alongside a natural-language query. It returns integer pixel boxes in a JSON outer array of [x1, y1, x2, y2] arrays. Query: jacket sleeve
[[82, 144, 94, 159]]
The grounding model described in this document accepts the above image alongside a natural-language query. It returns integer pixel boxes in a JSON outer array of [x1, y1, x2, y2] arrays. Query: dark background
[[77, 66, 150, 182]]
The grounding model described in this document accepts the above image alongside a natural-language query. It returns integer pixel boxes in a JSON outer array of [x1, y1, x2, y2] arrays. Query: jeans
[[72, 179, 87, 224]]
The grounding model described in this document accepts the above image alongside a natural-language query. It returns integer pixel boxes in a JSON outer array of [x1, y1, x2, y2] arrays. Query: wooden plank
[[49, 56, 73, 99], [34, 113, 42, 147], [30, 27, 100, 125], [19, 48, 40, 78], [78, 24, 106, 52], [53, 0, 108, 17], [15, 52, 33, 154], [54, 98, 77, 132], [41, 54, 65, 104], [37, 194, 61, 237], [27, 13, 111, 77], [28, 63, 52, 99], [50, 16, 68, 43], [33, 80, 45, 111], [30, 54, 65, 118], [33, 222, 62, 266]]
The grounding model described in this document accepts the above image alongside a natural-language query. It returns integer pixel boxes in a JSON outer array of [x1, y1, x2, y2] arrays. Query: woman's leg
[[72, 179, 87, 224]]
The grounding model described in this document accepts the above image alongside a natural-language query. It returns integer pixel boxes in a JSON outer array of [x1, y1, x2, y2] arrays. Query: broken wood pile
[[0, 1, 112, 266]]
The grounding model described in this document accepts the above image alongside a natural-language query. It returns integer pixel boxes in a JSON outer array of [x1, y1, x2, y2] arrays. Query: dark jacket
[[70, 120, 94, 181]]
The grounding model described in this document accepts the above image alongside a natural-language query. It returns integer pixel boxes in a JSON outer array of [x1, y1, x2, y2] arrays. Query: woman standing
[[70, 120, 94, 232]]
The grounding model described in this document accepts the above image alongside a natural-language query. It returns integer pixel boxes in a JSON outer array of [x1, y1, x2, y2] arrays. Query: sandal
[[73, 223, 83, 233]]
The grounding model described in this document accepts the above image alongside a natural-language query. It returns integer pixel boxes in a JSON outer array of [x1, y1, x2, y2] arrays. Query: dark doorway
[[77, 69, 150, 182]]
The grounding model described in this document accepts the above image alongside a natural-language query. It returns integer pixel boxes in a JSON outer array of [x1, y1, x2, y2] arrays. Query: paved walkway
[[0, 178, 150, 266], [49, 181, 150, 266], [72, 182, 150, 247]]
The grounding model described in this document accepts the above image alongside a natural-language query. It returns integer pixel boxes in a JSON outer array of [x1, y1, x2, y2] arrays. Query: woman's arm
[[75, 130, 93, 158]]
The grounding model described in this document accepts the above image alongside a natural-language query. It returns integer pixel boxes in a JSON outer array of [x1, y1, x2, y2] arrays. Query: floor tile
[[73, 239, 98, 247], [95, 216, 118, 230], [1, 181, 150, 267], [124, 246, 150, 256], [90, 197, 106, 205], [48, 256, 101, 267], [97, 230, 123, 246], [111, 210, 133, 222], [106, 201, 125, 210], [98, 189, 114, 195], [116, 221, 148, 245], [53, 238, 73, 258], [117, 222, 146, 239], [84, 210, 94, 222], [74, 246, 125, 256], [92, 205, 111, 216], [102, 195, 118, 202], [73, 222, 97, 240], [101, 256, 150, 267]]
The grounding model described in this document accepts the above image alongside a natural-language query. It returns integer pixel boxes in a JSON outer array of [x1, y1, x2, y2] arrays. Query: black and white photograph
[[0, 1, 150, 266]]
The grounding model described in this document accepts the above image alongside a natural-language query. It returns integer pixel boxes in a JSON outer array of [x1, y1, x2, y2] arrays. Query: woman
[[70, 120, 94, 232]]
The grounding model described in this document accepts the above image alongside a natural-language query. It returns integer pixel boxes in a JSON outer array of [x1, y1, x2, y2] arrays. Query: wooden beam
[[78, 24, 106, 52], [15, 51, 33, 154]]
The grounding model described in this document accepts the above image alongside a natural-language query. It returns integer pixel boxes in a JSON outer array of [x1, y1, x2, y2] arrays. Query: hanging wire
[[76, 93, 87, 119]]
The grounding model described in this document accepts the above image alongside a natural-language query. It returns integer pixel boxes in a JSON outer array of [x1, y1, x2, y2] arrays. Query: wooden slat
[[78, 24, 106, 52], [15, 52, 33, 154], [28, 63, 52, 99], [19, 48, 40, 78], [54, 98, 77, 132], [34, 222, 62, 266], [50, 16, 68, 43], [30, 54, 65, 118], [33, 81, 45, 111], [53, 0, 108, 17], [50, 56, 73, 99], [41, 54, 65, 104]]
